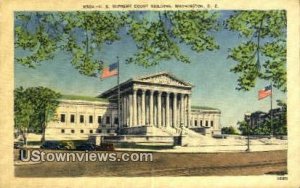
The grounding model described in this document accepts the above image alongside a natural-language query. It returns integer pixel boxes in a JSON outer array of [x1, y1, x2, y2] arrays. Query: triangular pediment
[[134, 72, 192, 87]]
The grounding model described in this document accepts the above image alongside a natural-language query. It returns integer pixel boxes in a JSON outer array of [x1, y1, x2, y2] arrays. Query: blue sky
[[14, 11, 286, 128]]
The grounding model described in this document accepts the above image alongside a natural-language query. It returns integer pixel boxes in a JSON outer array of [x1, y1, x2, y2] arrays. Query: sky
[[14, 11, 286, 128]]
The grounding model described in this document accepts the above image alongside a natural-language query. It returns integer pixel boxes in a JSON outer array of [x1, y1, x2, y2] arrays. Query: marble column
[[166, 92, 170, 127], [126, 96, 129, 126], [141, 90, 146, 125], [180, 94, 184, 127], [187, 95, 191, 127], [149, 90, 154, 126], [119, 96, 125, 126], [157, 92, 162, 127], [132, 89, 137, 126], [129, 95, 132, 126], [173, 93, 177, 127]]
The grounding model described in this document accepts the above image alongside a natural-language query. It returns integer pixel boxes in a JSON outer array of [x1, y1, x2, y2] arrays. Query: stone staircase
[[158, 126, 182, 136], [183, 128, 206, 137]]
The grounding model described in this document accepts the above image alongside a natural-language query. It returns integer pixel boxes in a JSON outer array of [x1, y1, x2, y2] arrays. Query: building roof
[[191, 105, 220, 111], [99, 72, 193, 98], [60, 95, 108, 102]]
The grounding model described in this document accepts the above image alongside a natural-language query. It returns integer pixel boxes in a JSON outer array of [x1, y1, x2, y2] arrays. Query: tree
[[14, 87, 34, 146], [273, 99, 287, 135], [221, 126, 238, 135], [225, 10, 286, 92], [15, 11, 287, 91], [15, 11, 220, 76], [237, 121, 250, 135], [14, 86, 61, 143]]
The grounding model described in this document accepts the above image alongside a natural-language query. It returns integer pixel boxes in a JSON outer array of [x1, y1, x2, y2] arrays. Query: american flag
[[100, 63, 118, 79], [258, 85, 272, 100]]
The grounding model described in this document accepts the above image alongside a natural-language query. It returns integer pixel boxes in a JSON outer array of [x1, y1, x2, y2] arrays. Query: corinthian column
[[180, 94, 184, 127], [149, 90, 154, 126], [157, 91, 162, 127], [132, 89, 137, 126], [166, 92, 170, 127], [187, 94, 191, 127], [141, 90, 146, 125], [173, 93, 177, 127]]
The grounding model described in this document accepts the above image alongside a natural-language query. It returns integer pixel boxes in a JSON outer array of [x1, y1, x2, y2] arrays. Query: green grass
[[60, 95, 108, 102]]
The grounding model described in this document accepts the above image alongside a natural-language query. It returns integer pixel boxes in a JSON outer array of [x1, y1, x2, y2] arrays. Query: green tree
[[237, 121, 250, 135], [273, 99, 287, 135], [225, 10, 286, 92], [221, 126, 238, 135], [14, 87, 34, 146], [15, 11, 220, 76], [14, 86, 61, 143]]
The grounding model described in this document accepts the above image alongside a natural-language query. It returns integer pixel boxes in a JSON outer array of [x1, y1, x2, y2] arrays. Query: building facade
[[46, 72, 221, 140]]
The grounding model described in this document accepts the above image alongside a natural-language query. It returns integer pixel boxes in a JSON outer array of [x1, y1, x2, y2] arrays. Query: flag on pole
[[100, 63, 118, 79], [258, 85, 272, 100]]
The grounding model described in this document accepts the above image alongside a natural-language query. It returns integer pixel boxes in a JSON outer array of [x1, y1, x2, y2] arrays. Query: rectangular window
[[80, 130, 84, 133], [70, 114, 75, 123], [60, 114, 65, 123], [89, 115, 93, 123], [80, 115, 84, 123], [211, 121, 214, 127], [205, 121, 208, 127], [90, 130, 93, 134], [97, 116, 102, 124], [61, 129, 65, 133], [194, 120, 197, 126], [200, 120, 203, 126], [71, 129, 75, 133], [106, 116, 110, 124], [114, 117, 118, 125]]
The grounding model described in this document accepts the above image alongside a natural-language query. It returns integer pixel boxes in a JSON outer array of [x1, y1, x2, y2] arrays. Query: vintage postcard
[[0, 0, 299, 187]]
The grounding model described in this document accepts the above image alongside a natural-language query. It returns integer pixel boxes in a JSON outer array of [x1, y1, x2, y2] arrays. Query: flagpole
[[117, 57, 121, 135], [270, 82, 273, 137]]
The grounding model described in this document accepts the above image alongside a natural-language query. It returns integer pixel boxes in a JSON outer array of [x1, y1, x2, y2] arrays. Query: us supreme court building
[[46, 72, 221, 140]]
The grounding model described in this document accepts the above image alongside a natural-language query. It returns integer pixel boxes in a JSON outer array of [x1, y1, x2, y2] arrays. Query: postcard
[[0, 0, 299, 187]]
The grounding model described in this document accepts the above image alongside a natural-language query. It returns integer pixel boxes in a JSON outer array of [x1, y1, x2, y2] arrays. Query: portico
[[99, 72, 193, 129]]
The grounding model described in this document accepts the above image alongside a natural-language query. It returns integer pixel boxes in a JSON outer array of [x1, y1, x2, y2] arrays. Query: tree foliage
[[221, 126, 238, 135], [14, 86, 61, 143], [15, 11, 287, 92], [226, 10, 287, 92], [15, 11, 220, 74], [238, 100, 287, 136]]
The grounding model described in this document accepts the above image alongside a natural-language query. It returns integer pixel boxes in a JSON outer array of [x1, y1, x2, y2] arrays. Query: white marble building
[[45, 72, 221, 140]]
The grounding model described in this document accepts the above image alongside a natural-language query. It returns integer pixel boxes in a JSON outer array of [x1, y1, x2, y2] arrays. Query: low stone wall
[[122, 126, 150, 135], [89, 134, 183, 146]]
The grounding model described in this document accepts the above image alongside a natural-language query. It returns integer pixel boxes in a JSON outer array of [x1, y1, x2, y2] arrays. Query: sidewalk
[[115, 142, 287, 153]]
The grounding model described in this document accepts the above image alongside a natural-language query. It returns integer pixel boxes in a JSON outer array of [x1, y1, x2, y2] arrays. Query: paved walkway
[[116, 137, 287, 153]]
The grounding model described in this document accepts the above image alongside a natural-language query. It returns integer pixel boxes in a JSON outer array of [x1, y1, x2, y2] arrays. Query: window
[[205, 121, 208, 127], [71, 129, 75, 133], [106, 116, 110, 124], [97, 116, 102, 124], [61, 129, 65, 133], [211, 121, 214, 127], [60, 114, 65, 123], [200, 120, 203, 126], [114, 117, 119, 125], [70, 114, 75, 123], [97, 129, 102, 133], [80, 130, 84, 133], [89, 115, 93, 123], [194, 120, 197, 126], [80, 115, 84, 123], [90, 130, 93, 134]]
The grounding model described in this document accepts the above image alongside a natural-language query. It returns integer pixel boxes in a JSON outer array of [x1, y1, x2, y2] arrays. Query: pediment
[[135, 72, 192, 87]]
